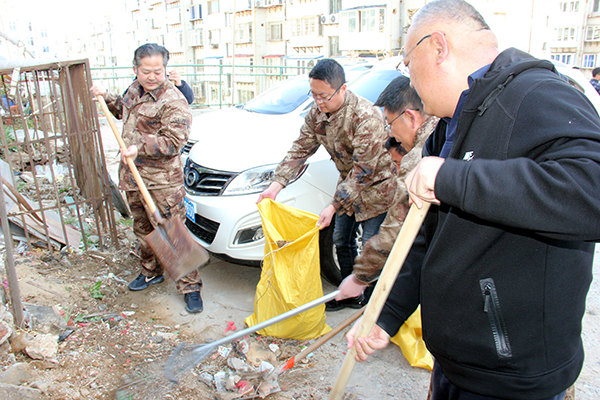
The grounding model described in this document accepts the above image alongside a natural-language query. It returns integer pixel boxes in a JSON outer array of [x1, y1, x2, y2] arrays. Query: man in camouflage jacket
[[258, 59, 397, 311], [336, 75, 438, 298], [90, 43, 204, 314]]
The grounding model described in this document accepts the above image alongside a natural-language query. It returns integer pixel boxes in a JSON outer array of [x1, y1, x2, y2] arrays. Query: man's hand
[[336, 274, 367, 300], [169, 69, 182, 86], [257, 181, 284, 204], [90, 85, 107, 100], [121, 145, 139, 163], [346, 317, 391, 362], [404, 156, 445, 208], [317, 204, 336, 230]]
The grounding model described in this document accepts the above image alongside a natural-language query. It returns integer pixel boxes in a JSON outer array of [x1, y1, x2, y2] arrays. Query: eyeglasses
[[308, 84, 343, 103], [383, 109, 419, 133], [396, 34, 433, 72]]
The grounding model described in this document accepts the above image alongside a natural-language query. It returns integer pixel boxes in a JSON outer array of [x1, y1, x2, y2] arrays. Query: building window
[[209, 29, 220, 47], [190, 4, 202, 20], [9, 22, 16, 31], [551, 53, 574, 65], [43, 45, 50, 53], [586, 26, 600, 41], [330, 0, 342, 13], [344, 11, 358, 33], [342, 8, 385, 33], [291, 17, 319, 37], [27, 37, 34, 46], [235, 22, 252, 43], [208, 0, 220, 14], [594, 0, 600, 12], [556, 27, 576, 41], [267, 22, 283, 40], [583, 54, 597, 68], [189, 28, 203, 46]]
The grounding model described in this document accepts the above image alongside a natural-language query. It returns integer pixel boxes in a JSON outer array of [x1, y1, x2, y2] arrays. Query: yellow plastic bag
[[244, 199, 331, 340], [390, 306, 433, 370]]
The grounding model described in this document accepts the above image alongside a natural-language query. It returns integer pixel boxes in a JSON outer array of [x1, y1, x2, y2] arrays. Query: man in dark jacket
[[347, 1, 600, 400]]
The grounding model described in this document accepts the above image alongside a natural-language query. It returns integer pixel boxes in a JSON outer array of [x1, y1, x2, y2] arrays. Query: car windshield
[[242, 76, 310, 115], [348, 69, 403, 103]]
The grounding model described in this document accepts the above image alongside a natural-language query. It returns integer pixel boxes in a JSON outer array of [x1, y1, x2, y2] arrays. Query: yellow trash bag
[[244, 199, 331, 340], [390, 306, 433, 370]]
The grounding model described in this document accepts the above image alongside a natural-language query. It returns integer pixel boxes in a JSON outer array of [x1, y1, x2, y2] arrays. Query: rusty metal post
[[0, 179, 24, 328]]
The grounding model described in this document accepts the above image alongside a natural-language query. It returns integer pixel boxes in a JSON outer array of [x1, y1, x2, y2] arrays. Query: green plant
[[90, 281, 103, 300], [119, 218, 134, 227]]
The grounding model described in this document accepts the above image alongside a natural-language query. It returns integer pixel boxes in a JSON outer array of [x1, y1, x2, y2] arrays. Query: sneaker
[[128, 274, 164, 291], [325, 295, 364, 311], [184, 292, 203, 313]]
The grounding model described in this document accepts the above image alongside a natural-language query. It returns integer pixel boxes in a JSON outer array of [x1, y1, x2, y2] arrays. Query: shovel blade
[[145, 217, 210, 281]]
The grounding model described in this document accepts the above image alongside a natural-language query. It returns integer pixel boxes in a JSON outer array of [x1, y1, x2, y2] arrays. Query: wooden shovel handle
[[328, 202, 431, 400], [95, 95, 158, 217]]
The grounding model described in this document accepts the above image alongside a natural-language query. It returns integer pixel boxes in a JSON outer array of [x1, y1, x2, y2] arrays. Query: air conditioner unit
[[255, 0, 265, 7], [322, 14, 339, 25]]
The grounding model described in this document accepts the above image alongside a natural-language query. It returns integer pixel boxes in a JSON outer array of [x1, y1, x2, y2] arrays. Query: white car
[[183, 59, 403, 285]]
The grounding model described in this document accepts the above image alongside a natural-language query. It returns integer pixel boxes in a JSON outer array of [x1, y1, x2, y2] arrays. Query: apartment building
[[546, 0, 600, 78]]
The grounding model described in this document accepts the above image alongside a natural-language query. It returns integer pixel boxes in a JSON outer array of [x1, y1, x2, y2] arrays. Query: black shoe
[[128, 274, 164, 291], [184, 292, 203, 313], [325, 295, 364, 311]]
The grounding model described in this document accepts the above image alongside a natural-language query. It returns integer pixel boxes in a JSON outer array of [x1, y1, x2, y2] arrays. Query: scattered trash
[[268, 343, 279, 353], [217, 345, 231, 358], [214, 371, 227, 392], [224, 320, 236, 333]]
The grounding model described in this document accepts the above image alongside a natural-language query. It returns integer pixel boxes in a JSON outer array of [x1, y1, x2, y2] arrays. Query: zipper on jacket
[[479, 278, 513, 359]]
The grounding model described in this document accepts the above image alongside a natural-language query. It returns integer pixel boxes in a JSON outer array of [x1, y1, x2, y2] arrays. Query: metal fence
[[90, 64, 313, 109]]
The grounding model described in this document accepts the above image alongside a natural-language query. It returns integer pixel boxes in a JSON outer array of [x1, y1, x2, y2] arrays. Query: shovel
[[328, 203, 431, 400], [164, 290, 341, 383], [96, 95, 210, 281]]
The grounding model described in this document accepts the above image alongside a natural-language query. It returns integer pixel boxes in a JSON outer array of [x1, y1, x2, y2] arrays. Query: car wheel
[[318, 219, 363, 286]]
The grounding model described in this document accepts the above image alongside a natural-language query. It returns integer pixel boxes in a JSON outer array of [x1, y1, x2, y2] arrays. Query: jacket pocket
[[479, 278, 513, 360]]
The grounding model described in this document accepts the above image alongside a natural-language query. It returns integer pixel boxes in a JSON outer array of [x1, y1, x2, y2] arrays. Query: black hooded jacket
[[378, 48, 600, 399]]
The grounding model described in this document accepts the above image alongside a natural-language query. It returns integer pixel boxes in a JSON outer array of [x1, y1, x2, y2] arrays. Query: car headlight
[[222, 163, 308, 196]]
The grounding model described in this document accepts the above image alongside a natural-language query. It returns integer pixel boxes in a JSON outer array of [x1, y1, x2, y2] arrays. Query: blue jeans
[[332, 212, 387, 279], [430, 362, 566, 400]]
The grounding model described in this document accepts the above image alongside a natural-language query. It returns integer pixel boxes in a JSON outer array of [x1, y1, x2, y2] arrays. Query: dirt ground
[[0, 234, 432, 400], [0, 231, 599, 399]]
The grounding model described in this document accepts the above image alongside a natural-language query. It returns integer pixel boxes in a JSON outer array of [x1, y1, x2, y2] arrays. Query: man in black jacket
[[347, 1, 600, 399]]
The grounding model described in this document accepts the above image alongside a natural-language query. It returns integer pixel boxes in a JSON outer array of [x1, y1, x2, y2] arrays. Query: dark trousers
[[332, 212, 387, 279], [429, 362, 566, 400]]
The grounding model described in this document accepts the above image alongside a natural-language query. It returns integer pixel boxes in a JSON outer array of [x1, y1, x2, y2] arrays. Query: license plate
[[184, 198, 196, 223]]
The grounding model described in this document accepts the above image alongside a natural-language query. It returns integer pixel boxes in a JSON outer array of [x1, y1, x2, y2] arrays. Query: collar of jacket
[[466, 48, 556, 117], [128, 79, 170, 102], [313, 89, 354, 124], [414, 116, 439, 150]]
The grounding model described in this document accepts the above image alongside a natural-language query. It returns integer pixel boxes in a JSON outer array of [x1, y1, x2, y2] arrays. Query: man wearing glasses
[[336, 75, 438, 301], [257, 58, 397, 311], [347, 1, 600, 399]]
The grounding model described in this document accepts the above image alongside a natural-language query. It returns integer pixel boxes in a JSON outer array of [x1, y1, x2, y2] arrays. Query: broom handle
[[96, 95, 159, 218], [328, 203, 431, 400]]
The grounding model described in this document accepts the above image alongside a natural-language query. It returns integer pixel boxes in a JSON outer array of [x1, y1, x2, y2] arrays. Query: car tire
[[319, 219, 342, 286]]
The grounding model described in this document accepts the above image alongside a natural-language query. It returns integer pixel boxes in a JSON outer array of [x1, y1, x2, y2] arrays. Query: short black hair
[[374, 75, 423, 115], [593, 67, 600, 77], [308, 59, 345, 89], [385, 136, 408, 156], [133, 43, 170, 68]]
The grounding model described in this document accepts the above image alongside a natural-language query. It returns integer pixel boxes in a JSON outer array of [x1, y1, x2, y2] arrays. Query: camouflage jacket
[[105, 80, 191, 192], [273, 90, 397, 222], [354, 116, 439, 284]]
